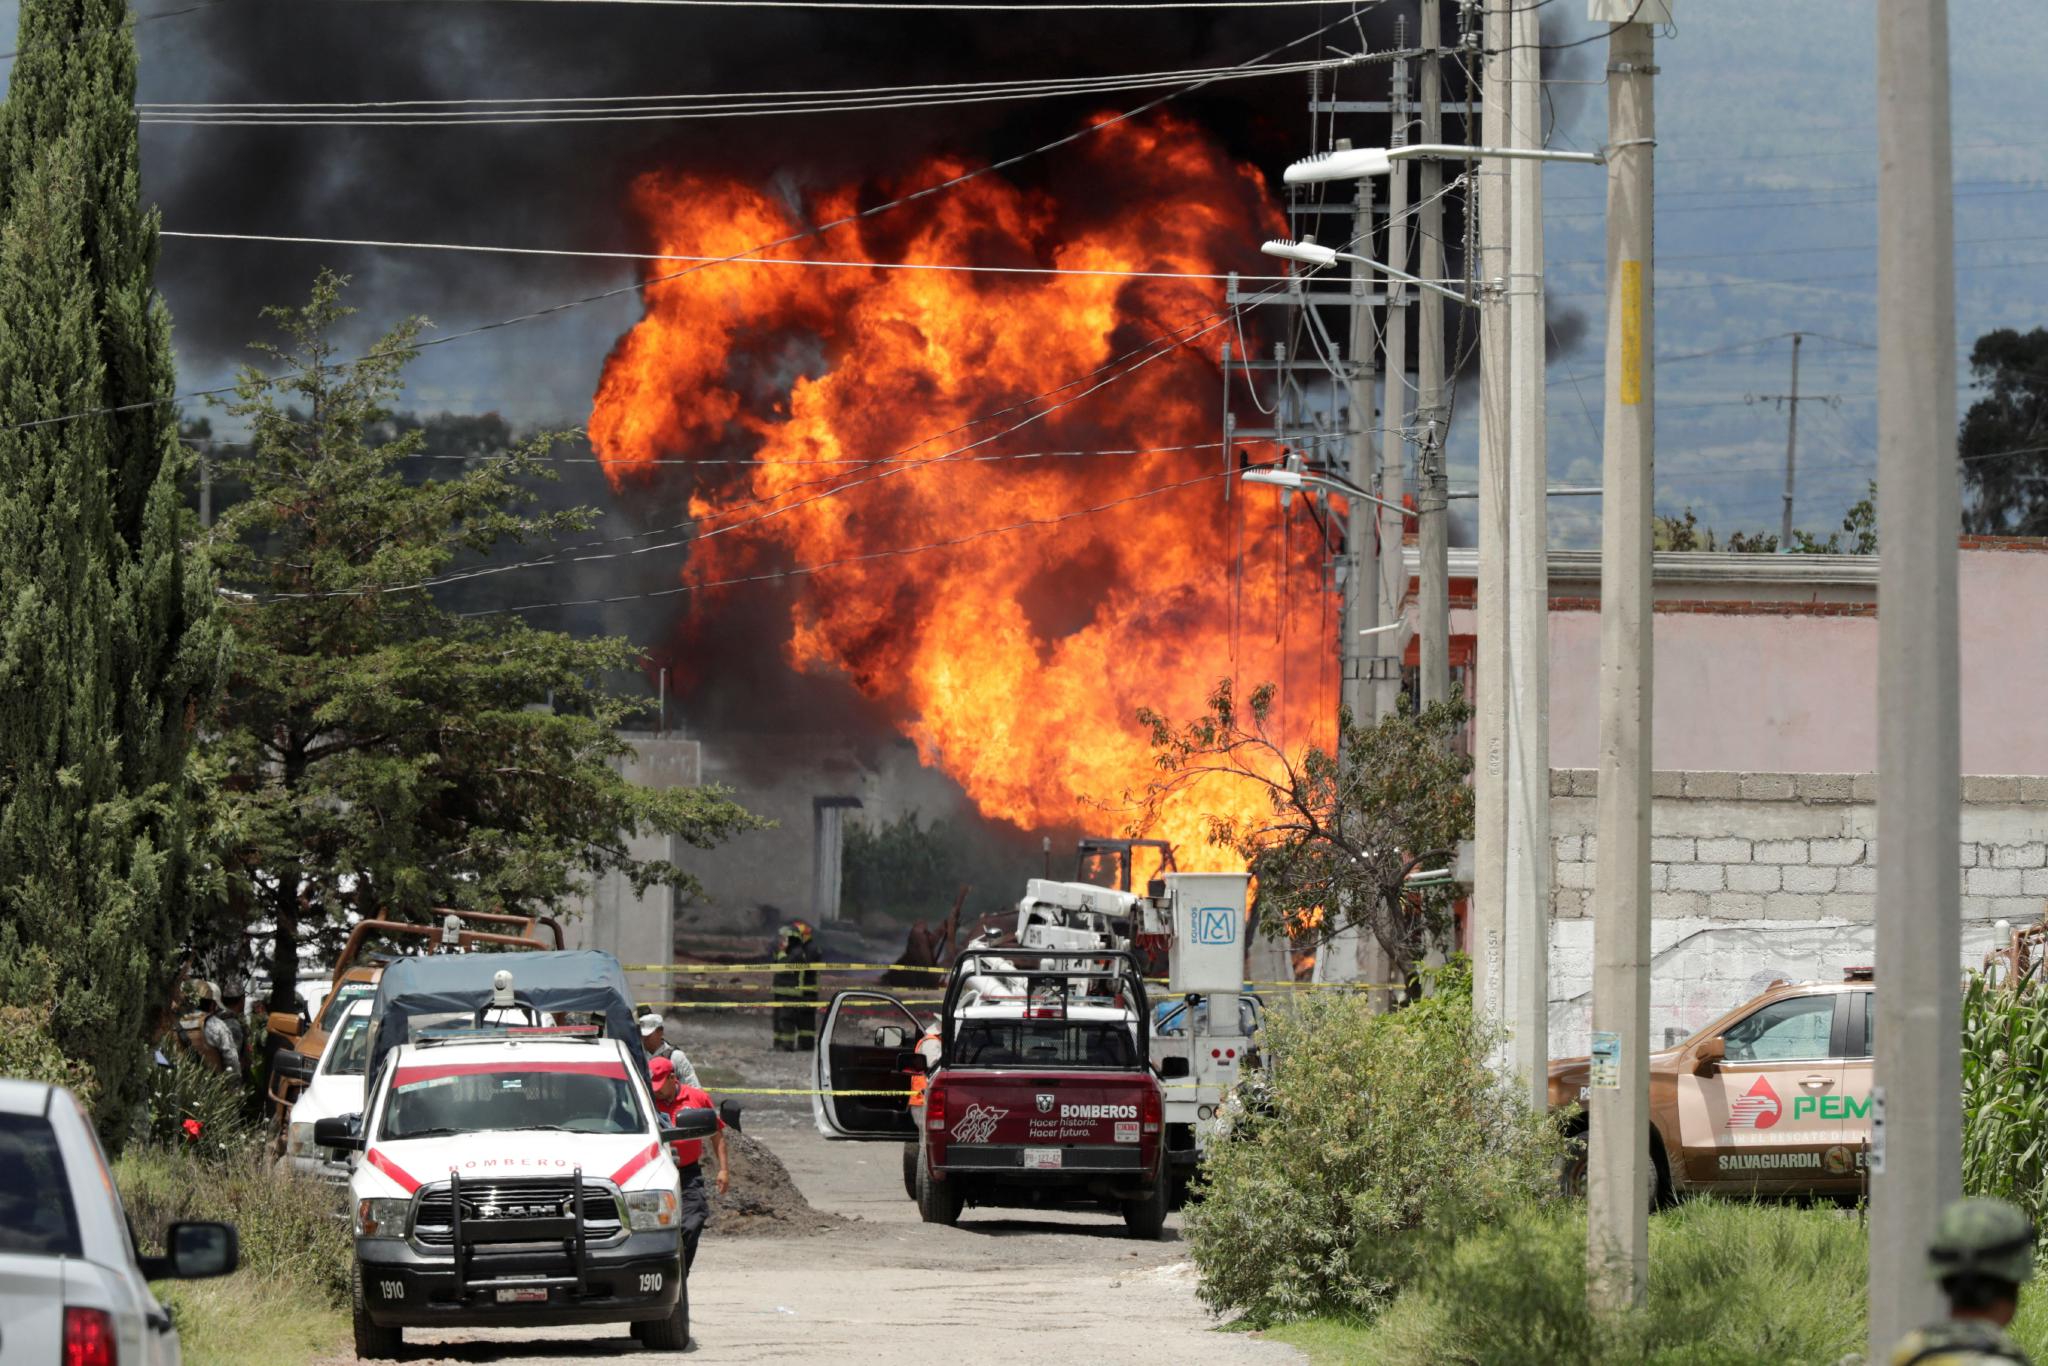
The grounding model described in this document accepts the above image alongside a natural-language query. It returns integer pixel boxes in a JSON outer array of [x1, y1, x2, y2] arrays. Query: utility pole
[[1869, 0, 1960, 1356], [1469, 0, 1511, 1045], [1416, 0, 1450, 710], [1504, 0, 1552, 1109], [1344, 155, 1381, 732], [1779, 332, 1803, 547], [1587, 2, 1660, 1314], [1376, 34, 1411, 722]]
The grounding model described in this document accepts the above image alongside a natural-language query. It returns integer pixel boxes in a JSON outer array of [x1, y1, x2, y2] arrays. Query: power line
[[460, 467, 1234, 621], [10, 1, 1388, 437], [160, 230, 1295, 282]]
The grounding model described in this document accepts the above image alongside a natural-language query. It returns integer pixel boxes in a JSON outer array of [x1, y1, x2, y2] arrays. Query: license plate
[[495, 1288, 548, 1304], [1022, 1147, 1062, 1170], [1114, 1121, 1140, 1144]]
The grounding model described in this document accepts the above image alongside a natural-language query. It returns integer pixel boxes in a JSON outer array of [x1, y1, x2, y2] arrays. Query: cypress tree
[[0, 0, 222, 1129]]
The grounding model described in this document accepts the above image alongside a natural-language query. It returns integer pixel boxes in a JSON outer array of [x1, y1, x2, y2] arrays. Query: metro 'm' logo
[[1728, 1076, 1781, 1130]]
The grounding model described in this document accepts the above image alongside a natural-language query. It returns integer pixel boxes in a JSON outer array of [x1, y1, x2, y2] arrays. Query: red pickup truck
[[813, 949, 1179, 1238]]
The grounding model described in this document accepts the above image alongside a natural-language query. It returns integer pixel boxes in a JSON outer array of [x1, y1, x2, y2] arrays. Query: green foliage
[[1358, 1200, 1867, 1365], [1653, 487, 1877, 557], [840, 809, 1038, 923], [1140, 680, 1474, 987], [1185, 981, 1562, 1327], [1960, 326, 2048, 534], [129, 1055, 252, 1159], [1961, 967, 2048, 1229], [0, 0, 223, 1132], [116, 1144, 350, 1305], [201, 272, 766, 1006], [0, 1003, 98, 1108]]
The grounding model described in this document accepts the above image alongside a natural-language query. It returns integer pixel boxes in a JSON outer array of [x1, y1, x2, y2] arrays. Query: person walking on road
[[648, 1055, 729, 1274], [1888, 1197, 2036, 1365], [771, 921, 820, 1052]]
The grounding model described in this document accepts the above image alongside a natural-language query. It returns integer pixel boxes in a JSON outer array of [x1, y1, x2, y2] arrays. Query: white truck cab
[[0, 1080, 237, 1366]]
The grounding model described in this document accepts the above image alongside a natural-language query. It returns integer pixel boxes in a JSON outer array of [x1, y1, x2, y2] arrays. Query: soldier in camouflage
[[1889, 1197, 2035, 1365]]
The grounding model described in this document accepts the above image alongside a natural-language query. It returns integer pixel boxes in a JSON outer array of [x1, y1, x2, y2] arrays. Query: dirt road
[[383, 1106, 1301, 1364]]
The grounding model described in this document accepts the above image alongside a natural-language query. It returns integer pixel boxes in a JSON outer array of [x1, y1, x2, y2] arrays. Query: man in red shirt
[[648, 1055, 728, 1272]]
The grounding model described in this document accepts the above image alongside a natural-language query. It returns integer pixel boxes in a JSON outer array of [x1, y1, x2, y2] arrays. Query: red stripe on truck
[[366, 1148, 422, 1194], [611, 1142, 661, 1186]]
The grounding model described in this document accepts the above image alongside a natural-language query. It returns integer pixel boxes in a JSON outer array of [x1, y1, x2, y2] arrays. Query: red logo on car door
[[1728, 1076, 1782, 1130]]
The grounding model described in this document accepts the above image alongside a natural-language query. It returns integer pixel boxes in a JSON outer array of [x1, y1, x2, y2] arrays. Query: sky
[[6, 0, 2044, 550]]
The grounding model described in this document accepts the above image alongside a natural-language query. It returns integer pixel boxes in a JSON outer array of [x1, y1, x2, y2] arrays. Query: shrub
[[0, 1003, 97, 1109], [1186, 966, 1563, 1325], [1363, 1200, 1867, 1365], [130, 1055, 253, 1160], [115, 1145, 350, 1305]]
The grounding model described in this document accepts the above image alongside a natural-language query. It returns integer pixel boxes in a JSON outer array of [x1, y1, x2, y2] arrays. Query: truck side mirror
[[313, 1116, 363, 1152], [1693, 1037, 1726, 1076], [1158, 1056, 1191, 1081], [137, 1222, 239, 1281], [719, 1099, 744, 1134], [662, 1106, 718, 1141], [266, 1011, 302, 1039], [895, 1051, 927, 1075]]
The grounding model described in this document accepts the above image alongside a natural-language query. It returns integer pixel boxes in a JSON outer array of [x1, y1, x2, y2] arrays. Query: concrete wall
[[1545, 768, 2048, 1056], [563, 734, 701, 972]]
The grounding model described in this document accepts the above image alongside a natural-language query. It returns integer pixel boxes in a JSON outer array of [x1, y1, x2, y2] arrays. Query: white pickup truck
[[319, 1028, 715, 1358], [0, 1079, 237, 1365]]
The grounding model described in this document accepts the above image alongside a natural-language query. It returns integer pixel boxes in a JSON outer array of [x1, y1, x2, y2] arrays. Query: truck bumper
[[354, 1231, 681, 1329]]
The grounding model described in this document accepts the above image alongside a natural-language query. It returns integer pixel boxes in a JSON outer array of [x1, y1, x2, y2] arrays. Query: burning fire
[[590, 112, 1338, 865]]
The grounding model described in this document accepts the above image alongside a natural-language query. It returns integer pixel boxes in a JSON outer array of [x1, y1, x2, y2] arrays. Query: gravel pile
[[707, 1128, 848, 1238]]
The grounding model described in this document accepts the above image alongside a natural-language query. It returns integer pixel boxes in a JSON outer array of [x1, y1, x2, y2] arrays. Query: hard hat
[[639, 1013, 665, 1033], [1929, 1197, 2036, 1287], [180, 979, 214, 1007], [791, 920, 814, 942]]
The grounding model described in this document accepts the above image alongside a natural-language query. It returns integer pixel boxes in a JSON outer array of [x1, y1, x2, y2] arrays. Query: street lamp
[[1240, 462, 1408, 517], [1261, 238, 1474, 307]]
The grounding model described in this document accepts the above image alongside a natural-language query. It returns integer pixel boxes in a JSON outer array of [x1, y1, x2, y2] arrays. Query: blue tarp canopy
[[365, 950, 646, 1083]]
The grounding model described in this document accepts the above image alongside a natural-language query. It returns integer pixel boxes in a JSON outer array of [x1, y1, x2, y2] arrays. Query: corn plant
[[1961, 964, 2048, 1231]]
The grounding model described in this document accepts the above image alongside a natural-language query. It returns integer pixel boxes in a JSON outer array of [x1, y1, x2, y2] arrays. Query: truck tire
[[901, 1141, 919, 1202], [1121, 1175, 1170, 1239], [350, 1260, 404, 1360], [915, 1145, 963, 1226], [634, 1272, 689, 1351]]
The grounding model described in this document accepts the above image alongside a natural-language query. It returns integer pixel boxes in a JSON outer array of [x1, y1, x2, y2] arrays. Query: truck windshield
[[953, 1019, 1137, 1068], [326, 1016, 373, 1076], [379, 1063, 645, 1139], [0, 1113, 81, 1257]]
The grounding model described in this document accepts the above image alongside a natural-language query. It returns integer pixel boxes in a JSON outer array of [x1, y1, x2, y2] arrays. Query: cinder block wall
[[1544, 770, 2048, 1056]]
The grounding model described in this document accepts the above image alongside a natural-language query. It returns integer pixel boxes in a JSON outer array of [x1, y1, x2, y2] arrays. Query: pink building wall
[[1450, 546, 2048, 777]]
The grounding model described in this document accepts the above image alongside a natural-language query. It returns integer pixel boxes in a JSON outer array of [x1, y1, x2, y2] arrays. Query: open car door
[[813, 991, 925, 1140]]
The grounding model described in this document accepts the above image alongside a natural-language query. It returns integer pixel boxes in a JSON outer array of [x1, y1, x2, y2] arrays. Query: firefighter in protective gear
[[1888, 1197, 2035, 1365], [770, 921, 820, 1052]]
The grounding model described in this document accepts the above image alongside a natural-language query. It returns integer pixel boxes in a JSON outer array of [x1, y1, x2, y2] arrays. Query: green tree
[[0, 0, 222, 1126], [1653, 485, 1877, 557], [203, 273, 764, 1010], [1139, 681, 1473, 995], [1960, 326, 2048, 533]]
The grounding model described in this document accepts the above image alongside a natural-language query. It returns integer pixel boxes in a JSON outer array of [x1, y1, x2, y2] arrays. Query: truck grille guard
[[447, 1166, 592, 1300]]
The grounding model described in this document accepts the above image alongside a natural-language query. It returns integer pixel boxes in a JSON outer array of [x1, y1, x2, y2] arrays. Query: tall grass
[[1359, 1201, 1867, 1365], [1962, 967, 2048, 1230]]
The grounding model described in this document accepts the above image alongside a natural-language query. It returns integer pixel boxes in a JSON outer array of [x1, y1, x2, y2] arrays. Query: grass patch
[[115, 1145, 352, 1366]]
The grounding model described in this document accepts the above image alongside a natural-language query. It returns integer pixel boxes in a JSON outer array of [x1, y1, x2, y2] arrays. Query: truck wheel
[[916, 1145, 963, 1226], [901, 1141, 919, 1202], [634, 1272, 689, 1351], [350, 1261, 403, 1360], [1121, 1175, 1170, 1240]]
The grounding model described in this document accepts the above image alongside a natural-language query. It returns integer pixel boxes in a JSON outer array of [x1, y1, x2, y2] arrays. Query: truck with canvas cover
[[315, 951, 714, 1358], [813, 948, 1177, 1238]]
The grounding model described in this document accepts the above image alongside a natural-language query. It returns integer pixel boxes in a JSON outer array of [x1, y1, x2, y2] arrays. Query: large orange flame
[[590, 112, 1339, 866]]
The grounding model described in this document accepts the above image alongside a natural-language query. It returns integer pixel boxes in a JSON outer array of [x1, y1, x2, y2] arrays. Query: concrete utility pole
[[1469, 0, 1511, 1045], [1416, 0, 1450, 710], [1504, 0, 1552, 1109], [1376, 45, 1412, 722], [1342, 154, 1381, 732], [1868, 0, 1960, 1355], [1780, 331, 1803, 547], [1587, 2, 1659, 1313]]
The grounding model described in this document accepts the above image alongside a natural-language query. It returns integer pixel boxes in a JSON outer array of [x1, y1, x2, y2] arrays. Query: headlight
[[286, 1122, 314, 1158], [355, 1197, 411, 1239], [625, 1189, 679, 1231]]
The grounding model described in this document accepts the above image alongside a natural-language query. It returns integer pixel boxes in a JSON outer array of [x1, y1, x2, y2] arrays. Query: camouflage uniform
[[1889, 1198, 2038, 1366]]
